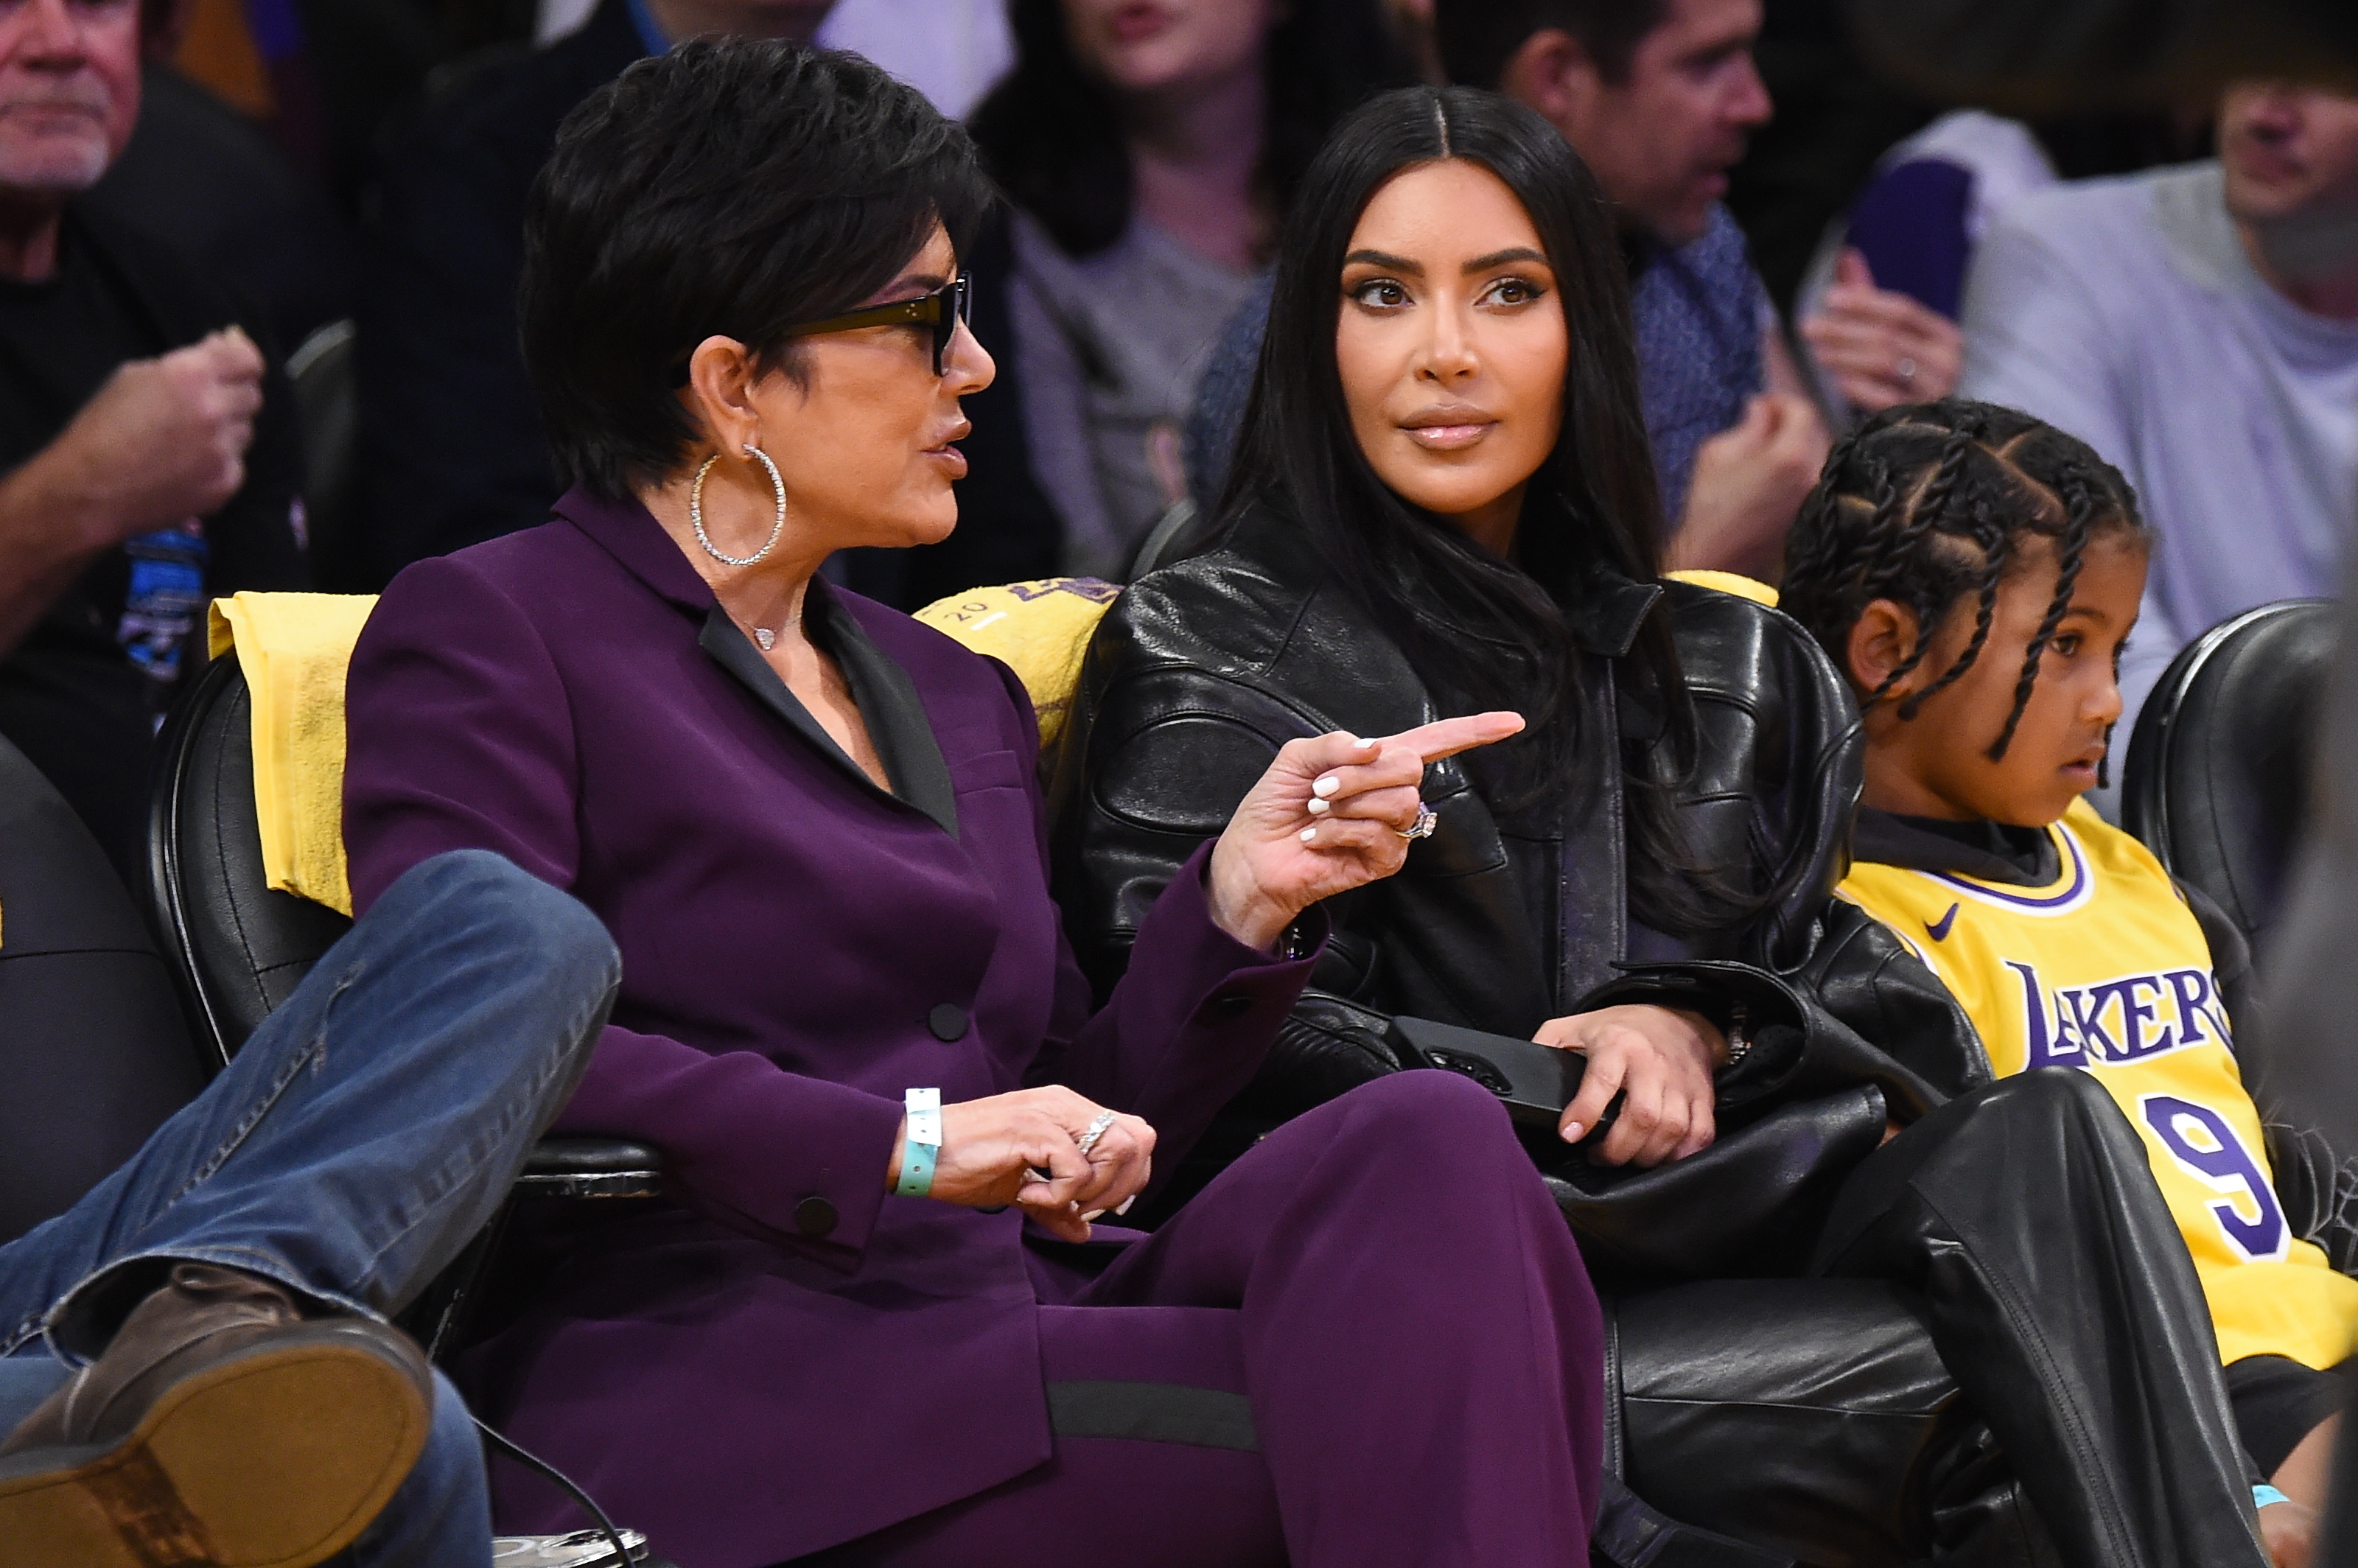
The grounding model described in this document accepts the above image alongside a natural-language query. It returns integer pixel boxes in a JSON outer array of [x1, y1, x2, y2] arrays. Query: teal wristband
[[895, 1088, 942, 1198], [2255, 1485, 2292, 1511]]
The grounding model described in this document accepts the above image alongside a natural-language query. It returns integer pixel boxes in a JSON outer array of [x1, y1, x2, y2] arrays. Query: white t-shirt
[[1959, 161, 2358, 798]]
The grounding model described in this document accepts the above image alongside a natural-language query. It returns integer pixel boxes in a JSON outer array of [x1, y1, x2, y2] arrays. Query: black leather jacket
[[1049, 513, 1991, 1272]]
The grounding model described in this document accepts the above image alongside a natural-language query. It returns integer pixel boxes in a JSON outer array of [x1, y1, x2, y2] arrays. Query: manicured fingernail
[[1299, 826, 1318, 843], [1313, 775, 1340, 797], [1115, 1195, 1136, 1215], [1306, 797, 1329, 815], [1562, 1122, 1584, 1142], [1355, 736, 1378, 749], [1082, 1208, 1107, 1222]]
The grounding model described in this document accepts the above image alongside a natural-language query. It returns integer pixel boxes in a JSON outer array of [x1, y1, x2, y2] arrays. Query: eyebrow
[[1342, 247, 1552, 277], [1463, 247, 1548, 273]]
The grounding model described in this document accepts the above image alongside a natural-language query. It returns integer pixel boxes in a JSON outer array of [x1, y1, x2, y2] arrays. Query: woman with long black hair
[[965, 0, 1411, 580], [1056, 83, 2283, 1568]]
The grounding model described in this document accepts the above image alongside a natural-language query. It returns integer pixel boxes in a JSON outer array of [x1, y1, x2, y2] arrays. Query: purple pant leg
[[1085, 1069, 1604, 1567], [803, 1071, 1603, 1568]]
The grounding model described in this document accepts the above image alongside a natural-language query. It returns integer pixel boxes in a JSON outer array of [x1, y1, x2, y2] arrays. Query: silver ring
[[1895, 356, 1918, 386], [1074, 1110, 1117, 1157], [1394, 802, 1438, 841]]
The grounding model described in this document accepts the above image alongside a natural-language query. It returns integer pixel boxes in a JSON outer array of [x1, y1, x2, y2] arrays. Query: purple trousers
[[797, 1071, 1605, 1568]]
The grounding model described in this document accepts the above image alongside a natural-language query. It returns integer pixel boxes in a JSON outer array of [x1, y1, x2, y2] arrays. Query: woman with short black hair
[[342, 40, 1606, 1568]]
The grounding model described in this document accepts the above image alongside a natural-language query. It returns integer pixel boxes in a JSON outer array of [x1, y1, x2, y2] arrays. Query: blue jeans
[[0, 850, 618, 1568]]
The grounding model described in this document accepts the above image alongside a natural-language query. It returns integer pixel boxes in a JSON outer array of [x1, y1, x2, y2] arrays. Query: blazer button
[[928, 1003, 970, 1042], [794, 1197, 839, 1238]]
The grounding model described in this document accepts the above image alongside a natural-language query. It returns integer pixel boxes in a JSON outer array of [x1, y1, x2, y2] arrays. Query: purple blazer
[[341, 489, 1318, 1567]]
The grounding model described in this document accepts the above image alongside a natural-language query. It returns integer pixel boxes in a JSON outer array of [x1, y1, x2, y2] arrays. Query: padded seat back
[[0, 732, 204, 1242], [148, 657, 353, 1070], [2121, 599, 2336, 949]]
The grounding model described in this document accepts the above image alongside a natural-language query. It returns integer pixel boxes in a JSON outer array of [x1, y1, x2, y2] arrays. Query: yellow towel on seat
[[1665, 568, 1779, 608], [915, 578, 1122, 749], [207, 592, 377, 916]]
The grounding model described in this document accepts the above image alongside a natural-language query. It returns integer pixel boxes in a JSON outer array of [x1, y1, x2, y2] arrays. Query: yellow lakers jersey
[[1841, 799, 2358, 1370]]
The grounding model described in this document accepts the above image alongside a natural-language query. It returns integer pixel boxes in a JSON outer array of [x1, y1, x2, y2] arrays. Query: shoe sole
[[0, 1337, 430, 1568]]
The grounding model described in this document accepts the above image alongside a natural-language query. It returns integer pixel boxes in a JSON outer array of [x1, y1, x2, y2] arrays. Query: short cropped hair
[[1434, 0, 1668, 91], [518, 40, 994, 500]]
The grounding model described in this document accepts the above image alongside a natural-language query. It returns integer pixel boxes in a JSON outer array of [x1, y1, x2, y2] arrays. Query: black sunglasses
[[673, 274, 974, 385]]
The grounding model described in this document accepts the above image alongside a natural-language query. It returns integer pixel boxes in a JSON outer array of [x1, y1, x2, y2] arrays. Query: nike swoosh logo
[[1926, 903, 1960, 942]]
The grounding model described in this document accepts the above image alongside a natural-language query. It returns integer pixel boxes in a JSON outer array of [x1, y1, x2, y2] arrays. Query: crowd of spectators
[[2, 0, 2358, 1565]]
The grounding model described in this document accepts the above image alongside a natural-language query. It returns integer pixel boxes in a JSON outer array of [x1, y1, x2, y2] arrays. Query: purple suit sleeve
[[989, 658, 1327, 1177], [343, 558, 902, 1266]]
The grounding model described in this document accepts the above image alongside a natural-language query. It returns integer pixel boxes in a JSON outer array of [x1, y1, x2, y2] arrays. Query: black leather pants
[[1811, 1069, 2268, 1568], [1612, 1276, 2057, 1568]]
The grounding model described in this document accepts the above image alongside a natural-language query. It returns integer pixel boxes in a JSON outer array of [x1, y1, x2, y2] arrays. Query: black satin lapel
[[825, 614, 959, 839], [696, 607, 959, 838]]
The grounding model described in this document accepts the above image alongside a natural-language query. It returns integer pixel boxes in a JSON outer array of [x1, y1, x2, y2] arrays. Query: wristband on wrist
[[895, 1088, 942, 1198], [2255, 1485, 2293, 1511]]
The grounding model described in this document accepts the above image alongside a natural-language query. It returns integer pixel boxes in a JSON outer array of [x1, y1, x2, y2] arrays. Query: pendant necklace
[[751, 603, 804, 652]]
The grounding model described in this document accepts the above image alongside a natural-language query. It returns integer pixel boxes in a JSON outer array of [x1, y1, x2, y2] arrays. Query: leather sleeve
[[2265, 1120, 2358, 1276], [1567, 897, 1992, 1133], [2178, 878, 2259, 1042]]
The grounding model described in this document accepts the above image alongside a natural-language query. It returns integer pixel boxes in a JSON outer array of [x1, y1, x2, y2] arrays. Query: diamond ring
[[1075, 1110, 1118, 1157], [1394, 802, 1438, 841]]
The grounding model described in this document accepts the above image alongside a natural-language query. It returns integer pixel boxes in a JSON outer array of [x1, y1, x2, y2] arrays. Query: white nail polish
[[1306, 797, 1329, 815], [1313, 776, 1340, 797], [1299, 826, 1318, 843], [1562, 1122, 1584, 1142], [1115, 1195, 1136, 1216], [1355, 736, 1379, 749]]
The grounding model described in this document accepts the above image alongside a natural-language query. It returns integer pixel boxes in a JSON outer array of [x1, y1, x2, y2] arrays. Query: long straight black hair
[[968, 0, 1410, 260], [1218, 84, 1737, 931]]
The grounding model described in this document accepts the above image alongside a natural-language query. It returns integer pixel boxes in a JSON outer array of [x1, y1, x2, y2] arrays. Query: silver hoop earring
[[689, 443, 786, 567]]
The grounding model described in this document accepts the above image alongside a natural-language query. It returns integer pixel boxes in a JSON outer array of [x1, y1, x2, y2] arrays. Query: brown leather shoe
[[0, 1262, 433, 1568]]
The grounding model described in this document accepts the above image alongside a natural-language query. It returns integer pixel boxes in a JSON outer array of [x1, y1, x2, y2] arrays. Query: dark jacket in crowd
[[0, 205, 307, 892], [357, 0, 643, 584], [86, 63, 351, 354]]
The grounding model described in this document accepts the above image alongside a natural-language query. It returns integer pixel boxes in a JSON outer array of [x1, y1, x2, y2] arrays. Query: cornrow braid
[[1778, 398, 2149, 760], [1898, 499, 2009, 721], [1987, 461, 2100, 759]]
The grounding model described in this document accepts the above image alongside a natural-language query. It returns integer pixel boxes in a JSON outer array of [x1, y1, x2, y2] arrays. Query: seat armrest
[[517, 1136, 664, 1200]]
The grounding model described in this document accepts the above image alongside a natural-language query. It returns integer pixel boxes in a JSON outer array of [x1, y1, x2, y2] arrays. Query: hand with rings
[[1204, 712, 1525, 953], [886, 1085, 1155, 1243]]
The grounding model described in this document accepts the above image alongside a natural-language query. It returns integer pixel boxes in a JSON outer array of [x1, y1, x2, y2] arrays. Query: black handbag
[[1388, 1010, 1891, 1281]]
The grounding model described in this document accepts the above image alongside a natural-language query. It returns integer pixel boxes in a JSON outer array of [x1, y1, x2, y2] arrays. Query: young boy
[[1781, 399, 2358, 1568]]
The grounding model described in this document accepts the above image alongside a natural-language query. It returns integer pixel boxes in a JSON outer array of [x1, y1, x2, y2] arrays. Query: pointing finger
[[1381, 710, 1525, 763]]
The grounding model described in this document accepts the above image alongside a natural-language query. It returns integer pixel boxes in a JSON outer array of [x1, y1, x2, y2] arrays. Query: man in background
[[1435, 0, 1829, 575], [1959, 80, 2358, 790], [0, 0, 305, 893]]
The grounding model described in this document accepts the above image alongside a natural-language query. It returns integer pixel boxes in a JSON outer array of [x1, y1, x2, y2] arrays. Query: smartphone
[[1385, 1015, 1617, 1133]]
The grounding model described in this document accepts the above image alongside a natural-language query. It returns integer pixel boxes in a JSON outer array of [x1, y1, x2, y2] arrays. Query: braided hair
[[1781, 399, 2147, 766]]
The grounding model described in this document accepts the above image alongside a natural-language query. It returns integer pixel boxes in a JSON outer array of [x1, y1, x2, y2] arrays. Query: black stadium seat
[[146, 655, 664, 1354], [0, 732, 206, 1244], [2122, 598, 2337, 951]]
